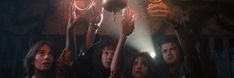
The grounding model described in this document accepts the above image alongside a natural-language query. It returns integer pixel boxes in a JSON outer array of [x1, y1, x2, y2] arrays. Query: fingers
[[128, 19, 134, 28], [148, 0, 162, 3], [147, 3, 170, 11], [124, 8, 135, 26], [87, 0, 103, 24], [68, 2, 75, 24], [147, 2, 171, 17], [122, 8, 135, 35], [148, 9, 171, 16], [124, 8, 135, 22]]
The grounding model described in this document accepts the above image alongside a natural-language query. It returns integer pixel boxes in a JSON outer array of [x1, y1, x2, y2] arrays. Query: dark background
[[0, 0, 234, 78]]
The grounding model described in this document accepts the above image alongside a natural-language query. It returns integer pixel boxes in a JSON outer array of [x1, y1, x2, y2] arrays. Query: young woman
[[24, 41, 56, 78]]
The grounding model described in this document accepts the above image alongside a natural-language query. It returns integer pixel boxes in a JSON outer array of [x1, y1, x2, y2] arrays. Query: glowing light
[[126, 13, 156, 59], [102, 0, 157, 58], [141, 49, 156, 58], [74, 0, 96, 11], [103, 0, 107, 5], [148, 0, 162, 4], [149, 52, 156, 58]]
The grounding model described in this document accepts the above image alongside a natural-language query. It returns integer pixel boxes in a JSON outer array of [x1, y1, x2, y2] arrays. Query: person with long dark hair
[[24, 0, 103, 78], [24, 41, 57, 78]]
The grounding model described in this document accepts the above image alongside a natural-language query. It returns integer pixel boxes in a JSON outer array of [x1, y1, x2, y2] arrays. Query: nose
[[43, 54, 50, 60], [167, 50, 172, 55], [136, 64, 143, 70], [107, 53, 113, 59]]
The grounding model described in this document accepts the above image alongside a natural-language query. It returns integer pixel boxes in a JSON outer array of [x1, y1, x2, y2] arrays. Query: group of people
[[23, 0, 199, 78]]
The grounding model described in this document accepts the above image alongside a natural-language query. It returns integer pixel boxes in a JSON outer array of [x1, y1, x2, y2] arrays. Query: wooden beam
[[223, 37, 233, 78]]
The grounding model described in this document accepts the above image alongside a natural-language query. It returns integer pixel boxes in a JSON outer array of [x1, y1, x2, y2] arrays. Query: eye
[[171, 47, 178, 51], [104, 51, 109, 55], [163, 49, 167, 53], [48, 51, 54, 57], [37, 50, 45, 55], [110, 52, 114, 56]]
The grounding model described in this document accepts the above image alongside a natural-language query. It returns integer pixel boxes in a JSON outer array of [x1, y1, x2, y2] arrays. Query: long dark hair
[[124, 52, 160, 78], [24, 41, 56, 78]]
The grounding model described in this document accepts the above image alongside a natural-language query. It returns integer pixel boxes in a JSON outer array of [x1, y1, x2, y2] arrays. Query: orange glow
[[147, 0, 172, 17], [74, 0, 96, 11], [148, 0, 162, 4]]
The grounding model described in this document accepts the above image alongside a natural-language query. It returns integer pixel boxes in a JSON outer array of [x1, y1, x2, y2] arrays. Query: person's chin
[[166, 60, 176, 64], [104, 65, 110, 69], [133, 74, 144, 78], [105, 62, 111, 67], [40, 67, 51, 71]]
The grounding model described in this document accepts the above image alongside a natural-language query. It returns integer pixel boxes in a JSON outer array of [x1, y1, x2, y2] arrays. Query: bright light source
[[126, 8, 156, 59], [141, 50, 156, 58], [102, 0, 107, 5], [149, 52, 156, 58]]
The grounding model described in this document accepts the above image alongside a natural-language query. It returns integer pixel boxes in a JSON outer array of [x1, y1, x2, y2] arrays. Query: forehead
[[38, 44, 52, 51], [103, 46, 115, 51], [161, 42, 177, 49], [134, 56, 147, 62]]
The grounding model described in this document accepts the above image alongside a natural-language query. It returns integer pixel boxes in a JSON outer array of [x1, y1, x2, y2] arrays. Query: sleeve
[[56, 49, 74, 78]]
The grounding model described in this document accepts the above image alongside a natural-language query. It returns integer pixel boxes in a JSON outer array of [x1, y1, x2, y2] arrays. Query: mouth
[[135, 70, 143, 74], [167, 55, 173, 59], [106, 61, 111, 65], [42, 62, 51, 67]]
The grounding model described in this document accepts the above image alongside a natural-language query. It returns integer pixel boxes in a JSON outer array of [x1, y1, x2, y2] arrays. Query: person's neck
[[168, 63, 180, 74], [32, 69, 49, 78], [134, 77, 147, 78]]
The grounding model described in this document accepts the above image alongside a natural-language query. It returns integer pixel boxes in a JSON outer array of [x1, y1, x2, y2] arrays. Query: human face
[[33, 44, 54, 71], [132, 57, 149, 78], [161, 42, 180, 65], [101, 46, 115, 69]]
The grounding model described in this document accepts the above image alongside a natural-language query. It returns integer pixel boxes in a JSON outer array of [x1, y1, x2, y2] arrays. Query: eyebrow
[[38, 50, 46, 52]]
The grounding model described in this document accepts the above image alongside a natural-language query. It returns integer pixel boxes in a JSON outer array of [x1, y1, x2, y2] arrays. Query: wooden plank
[[223, 37, 233, 78]]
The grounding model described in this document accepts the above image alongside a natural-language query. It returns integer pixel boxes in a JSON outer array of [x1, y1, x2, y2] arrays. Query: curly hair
[[123, 52, 160, 78]]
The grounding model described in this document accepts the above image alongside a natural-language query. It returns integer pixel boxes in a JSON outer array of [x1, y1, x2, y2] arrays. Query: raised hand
[[67, 3, 83, 30], [147, 1, 171, 17], [87, 0, 103, 26], [147, 1, 183, 28], [122, 8, 135, 36]]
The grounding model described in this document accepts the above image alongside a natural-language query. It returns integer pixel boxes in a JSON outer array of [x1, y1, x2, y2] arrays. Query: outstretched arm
[[85, 12, 103, 50], [147, 2, 202, 77], [109, 8, 135, 78], [61, 2, 82, 65], [85, 0, 104, 50], [56, 3, 84, 78]]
